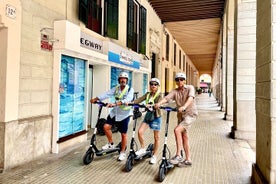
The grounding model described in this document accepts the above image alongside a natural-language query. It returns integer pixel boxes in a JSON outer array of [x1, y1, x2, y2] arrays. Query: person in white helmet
[[155, 72, 198, 167], [127, 78, 162, 164], [90, 71, 134, 161]]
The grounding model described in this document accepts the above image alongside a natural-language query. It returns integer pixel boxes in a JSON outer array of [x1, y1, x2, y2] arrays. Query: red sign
[[40, 33, 52, 51], [41, 40, 52, 51]]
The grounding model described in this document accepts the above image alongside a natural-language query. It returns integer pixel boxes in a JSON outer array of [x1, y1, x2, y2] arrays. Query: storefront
[[52, 20, 151, 153]]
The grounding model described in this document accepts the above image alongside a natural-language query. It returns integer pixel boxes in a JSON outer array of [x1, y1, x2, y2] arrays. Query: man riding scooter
[[90, 71, 134, 161]]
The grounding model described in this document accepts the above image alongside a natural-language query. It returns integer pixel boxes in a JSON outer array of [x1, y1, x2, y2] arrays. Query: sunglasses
[[150, 83, 158, 86], [175, 78, 185, 82]]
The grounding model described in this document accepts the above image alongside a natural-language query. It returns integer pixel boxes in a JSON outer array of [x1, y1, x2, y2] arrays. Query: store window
[[59, 55, 86, 138], [143, 73, 148, 94], [111, 67, 132, 88]]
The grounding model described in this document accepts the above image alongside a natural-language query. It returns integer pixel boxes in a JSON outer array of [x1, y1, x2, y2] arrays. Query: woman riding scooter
[[131, 78, 162, 164]]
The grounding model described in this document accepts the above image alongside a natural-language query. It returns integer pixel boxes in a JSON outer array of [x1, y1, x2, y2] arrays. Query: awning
[[200, 83, 208, 88]]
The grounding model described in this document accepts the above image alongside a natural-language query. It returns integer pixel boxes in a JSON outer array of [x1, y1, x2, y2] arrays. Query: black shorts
[[106, 115, 130, 133]]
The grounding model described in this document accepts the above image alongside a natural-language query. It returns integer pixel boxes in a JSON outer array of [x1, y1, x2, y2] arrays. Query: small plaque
[[6, 4, 16, 19]]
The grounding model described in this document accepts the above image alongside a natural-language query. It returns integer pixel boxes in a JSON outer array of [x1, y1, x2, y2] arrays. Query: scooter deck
[[95, 148, 120, 156], [134, 152, 152, 160], [166, 162, 174, 169]]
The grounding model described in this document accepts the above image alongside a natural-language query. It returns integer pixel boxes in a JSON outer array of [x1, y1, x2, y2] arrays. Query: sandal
[[177, 160, 192, 167]]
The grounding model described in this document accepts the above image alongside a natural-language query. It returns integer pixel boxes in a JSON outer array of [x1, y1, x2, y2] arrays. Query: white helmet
[[149, 78, 160, 85], [175, 72, 186, 80], [118, 71, 129, 79]]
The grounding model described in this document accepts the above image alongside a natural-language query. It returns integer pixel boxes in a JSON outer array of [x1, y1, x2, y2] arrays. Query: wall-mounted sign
[[80, 32, 103, 53], [6, 4, 16, 19], [40, 34, 53, 51], [108, 42, 140, 69], [120, 51, 133, 64]]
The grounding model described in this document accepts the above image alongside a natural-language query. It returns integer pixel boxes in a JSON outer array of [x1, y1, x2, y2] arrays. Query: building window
[[139, 6, 147, 54], [173, 43, 176, 66], [166, 34, 170, 61], [151, 53, 156, 78], [79, 0, 102, 34], [183, 54, 186, 71], [127, 0, 138, 52], [104, 0, 118, 39], [179, 50, 181, 69], [127, 0, 147, 54]]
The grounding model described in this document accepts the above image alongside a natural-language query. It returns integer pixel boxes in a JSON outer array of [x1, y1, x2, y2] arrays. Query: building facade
[[0, 0, 193, 170]]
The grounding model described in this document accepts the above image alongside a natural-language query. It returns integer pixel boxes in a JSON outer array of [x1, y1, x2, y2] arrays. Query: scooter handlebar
[[127, 103, 155, 112], [159, 106, 178, 112], [127, 103, 147, 108], [94, 101, 108, 107]]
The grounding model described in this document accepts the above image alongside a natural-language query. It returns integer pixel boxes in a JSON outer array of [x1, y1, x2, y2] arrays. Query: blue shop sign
[[108, 51, 140, 69]]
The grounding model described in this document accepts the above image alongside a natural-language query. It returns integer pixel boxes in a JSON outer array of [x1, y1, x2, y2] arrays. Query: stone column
[[252, 0, 276, 183], [232, 0, 256, 148], [224, 0, 234, 121], [222, 14, 227, 112], [0, 1, 21, 171]]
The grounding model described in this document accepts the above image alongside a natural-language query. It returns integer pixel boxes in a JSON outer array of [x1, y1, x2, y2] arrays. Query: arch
[[198, 74, 212, 93]]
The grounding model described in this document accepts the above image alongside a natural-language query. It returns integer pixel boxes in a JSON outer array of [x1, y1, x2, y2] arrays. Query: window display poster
[[110, 67, 132, 102], [143, 73, 148, 94], [59, 55, 86, 138]]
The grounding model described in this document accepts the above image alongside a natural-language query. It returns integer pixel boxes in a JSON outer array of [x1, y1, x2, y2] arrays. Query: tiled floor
[[0, 93, 255, 184]]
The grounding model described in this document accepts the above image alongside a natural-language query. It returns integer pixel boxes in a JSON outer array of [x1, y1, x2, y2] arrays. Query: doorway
[[87, 65, 93, 129]]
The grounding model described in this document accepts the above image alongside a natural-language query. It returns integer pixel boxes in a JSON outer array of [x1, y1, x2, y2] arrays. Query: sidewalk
[[0, 93, 255, 184]]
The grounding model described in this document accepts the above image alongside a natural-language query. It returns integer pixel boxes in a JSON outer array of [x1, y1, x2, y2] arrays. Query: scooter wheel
[[147, 143, 154, 151], [147, 143, 154, 157], [83, 148, 94, 165], [158, 165, 167, 182], [125, 155, 134, 172], [117, 142, 122, 153]]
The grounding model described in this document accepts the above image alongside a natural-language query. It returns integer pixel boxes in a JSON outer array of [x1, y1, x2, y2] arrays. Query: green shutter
[[105, 0, 118, 39], [79, 0, 88, 25], [139, 6, 147, 54], [127, 0, 134, 49]]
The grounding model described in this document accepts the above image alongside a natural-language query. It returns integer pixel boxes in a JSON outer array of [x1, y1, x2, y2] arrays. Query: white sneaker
[[150, 155, 157, 164], [102, 143, 114, 150], [135, 148, 146, 156], [118, 152, 126, 161]]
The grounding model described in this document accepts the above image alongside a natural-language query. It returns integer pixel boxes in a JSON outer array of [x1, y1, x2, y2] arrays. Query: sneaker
[[169, 155, 183, 165], [102, 143, 114, 150], [118, 152, 126, 161], [149, 155, 157, 164], [135, 148, 146, 156], [177, 160, 192, 167]]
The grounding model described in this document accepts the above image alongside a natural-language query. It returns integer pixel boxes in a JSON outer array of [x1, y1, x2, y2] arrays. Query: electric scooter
[[125, 103, 154, 172], [158, 106, 177, 182], [83, 101, 122, 165]]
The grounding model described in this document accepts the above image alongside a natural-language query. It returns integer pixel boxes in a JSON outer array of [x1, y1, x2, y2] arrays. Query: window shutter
[[105, 0, 118, 39], [79, 0, 88, 25], [139, 6, 147, 54]]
